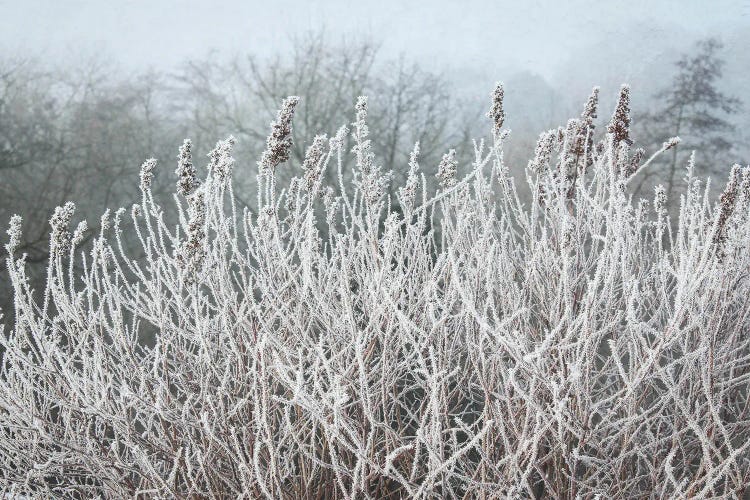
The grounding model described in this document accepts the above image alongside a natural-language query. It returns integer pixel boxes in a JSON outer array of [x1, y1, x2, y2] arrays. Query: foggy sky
[[1, 0, 748, 82]]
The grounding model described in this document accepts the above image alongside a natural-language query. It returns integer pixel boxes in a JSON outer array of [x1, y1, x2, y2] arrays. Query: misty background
[[1, 0, 750, 313]]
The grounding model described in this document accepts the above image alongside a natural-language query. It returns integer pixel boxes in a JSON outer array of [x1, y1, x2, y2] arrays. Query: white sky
[[1, 0, 748, 81]]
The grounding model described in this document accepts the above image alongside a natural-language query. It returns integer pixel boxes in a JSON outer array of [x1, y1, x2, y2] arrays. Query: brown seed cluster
[[607, 84, 632, 145], [488, 82, 505, 136], [713, 165, 741, 261], [49, 202, 75, 256], [437, 149, 458, 188], [176, 139, 198, 197], [259, 96, 300, 175]]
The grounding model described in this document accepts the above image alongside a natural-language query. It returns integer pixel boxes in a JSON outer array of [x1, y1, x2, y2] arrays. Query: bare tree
[[635, 38, 742, 204], [172, 34, 475, 206], [0, 58, 180, 317]]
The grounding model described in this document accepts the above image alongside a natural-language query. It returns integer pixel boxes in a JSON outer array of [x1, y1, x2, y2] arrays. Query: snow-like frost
[[1, 85, 749, 498]]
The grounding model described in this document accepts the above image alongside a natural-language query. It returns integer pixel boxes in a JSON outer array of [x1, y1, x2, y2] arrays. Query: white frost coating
[[1, 86, 750, 498]]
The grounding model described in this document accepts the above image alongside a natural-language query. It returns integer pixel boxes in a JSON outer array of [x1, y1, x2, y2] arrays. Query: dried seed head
[[259, 96, 300, 175], [323, 187, 339, 226], [626, 148, 645, 177], [573, 87, 599, 170], [113, 207, 126, 231], [352, 96, 390, 205], [529, 130, 555, 173], [740, 166, 750, 205], [139, 159, 157, 192], [178, 188, 207, 279], [352, 96, 374, 175], [330, 125, 348, 151], [285, 177, 300, 214], [581, 87, 599, 126], [720, 164, 741, 210], [561, 118, 583, 179], [607, 84, 632, 145], [100, 209, 111, 232], [400, 142, 421, 210], [302, 134, 327, 191], [488, 82, 505, 136], [437, 149, 458, 188], [208, 136, 236, 184], [302, 135, 327, 171], [50, 201, 76, 255], [257, 204, 277, 234], [72, 220, 88, 246], [176, 139, 198, 197], [654, 185, 667, 214], [6, 214, 22, 254], [663, 137, 681, 151], [713, 164, 742, 261]]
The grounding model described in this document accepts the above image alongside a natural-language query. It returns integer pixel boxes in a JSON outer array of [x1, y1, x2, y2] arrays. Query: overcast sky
[[1, 0, 748, 82]]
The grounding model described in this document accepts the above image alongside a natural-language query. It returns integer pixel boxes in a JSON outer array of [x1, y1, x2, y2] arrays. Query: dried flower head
[[352, 96, 374, 176], [573, 87, 599, 169], [100, 209, 111, 233], [561, 118, 583, 179], [352, 96, 390, 205], [176, 139, 198, 197], [399, 142, 421, 210], [437, 149, 458, 188], [208, 136, 236, 184], [302, 134, 327, 191], [302, 135, 327, 172], [259, 96, 300, 175], [139, 159, 157, 192], [654, 185, 667, 214], [607, 84, 632, 145], [178, 188, 207, 279], [49, 202, 75, 255], [488, 82, 505, 136], [113, 207, 126, 231], [72, 220, 88, 246], [741, 166, 750, 205], [626, 148, 645, 177], [285, 177, 300, 213], [581, 86, 599, 126], [713, 164, 741, 260], [323, 187, 339, 227], [6, 214, 22, 254], [329, 125, 348, 151], [663, 136, 681, 151], [529, 131, 555, 173]]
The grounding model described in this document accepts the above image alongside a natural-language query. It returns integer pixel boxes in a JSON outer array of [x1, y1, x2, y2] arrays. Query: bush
[[1, 85, 749, 498]]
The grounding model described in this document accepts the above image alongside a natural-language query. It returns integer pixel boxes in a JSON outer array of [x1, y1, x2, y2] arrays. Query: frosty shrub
[[1, 84, 750, 498]]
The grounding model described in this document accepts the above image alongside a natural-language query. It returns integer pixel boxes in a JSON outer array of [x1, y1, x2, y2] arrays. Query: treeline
[[0, 35, 743, 316], [0, 35, 484, 314]]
